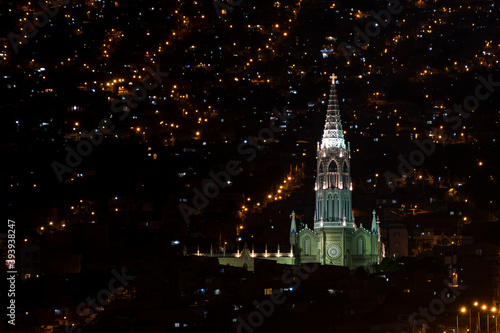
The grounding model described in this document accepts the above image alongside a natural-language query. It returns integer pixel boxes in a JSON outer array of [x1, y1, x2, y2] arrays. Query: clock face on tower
[[327, 244, 341, 259]]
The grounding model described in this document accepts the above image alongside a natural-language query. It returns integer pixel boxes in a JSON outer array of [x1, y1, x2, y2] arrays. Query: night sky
[[2, 0, 500, 332]]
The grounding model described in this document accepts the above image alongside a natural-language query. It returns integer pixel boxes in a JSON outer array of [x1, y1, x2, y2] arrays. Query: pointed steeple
[[371, 209, 378, 233], [290, 211, 297, 246], [290, 211, 297, 235], [322, 73, 346, 150]]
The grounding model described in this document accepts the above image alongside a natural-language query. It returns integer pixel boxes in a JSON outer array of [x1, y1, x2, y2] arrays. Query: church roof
[[322, 74, 346, 150]]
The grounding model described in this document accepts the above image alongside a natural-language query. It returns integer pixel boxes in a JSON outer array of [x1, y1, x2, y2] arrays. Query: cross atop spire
[[322, 73, 346, 150]]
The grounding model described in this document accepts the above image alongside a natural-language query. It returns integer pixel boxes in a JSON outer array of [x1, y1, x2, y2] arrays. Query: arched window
[[304, 237, 311, 255], [325, 195, 329, 218], [344, 200, 348, 220], [343, 161, 349, 187], [317, 194, 322, 218], [358, 237, 364, 255], [318, 195, 323, 218], [328, 160, 338, 172], [333, 194, 339, 219], [326, 194, 333, 219]]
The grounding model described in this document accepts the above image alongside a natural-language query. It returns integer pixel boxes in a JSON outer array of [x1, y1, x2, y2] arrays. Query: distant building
[[434, 240, 500, 304], [20, 245, 81, 281], [413, 228, 441, 256], [381, 223, 409, 258]]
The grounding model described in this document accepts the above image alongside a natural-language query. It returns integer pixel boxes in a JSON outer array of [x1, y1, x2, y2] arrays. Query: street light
[[479, 304, 491, 333], [488, 307, 497, 333], [475, 302, 481, 333], [493, 308, 498, 333], [458, 307, 467, 333], [483, 305, 488, 333], [460, 307, 470, 333]]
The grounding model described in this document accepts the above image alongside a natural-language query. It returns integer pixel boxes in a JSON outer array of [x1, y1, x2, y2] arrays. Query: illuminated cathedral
[[200, 74, 382, 270], [288, 74, 381, 269]]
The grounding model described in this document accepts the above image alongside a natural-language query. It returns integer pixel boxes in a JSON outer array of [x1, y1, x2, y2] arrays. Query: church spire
[[371, 209, 378, 233], [314, 73, 352, 228], [290, 211, 297, 246], [322, 74, 346, 150]]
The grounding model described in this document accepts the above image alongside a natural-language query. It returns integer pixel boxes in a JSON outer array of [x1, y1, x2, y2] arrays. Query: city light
[[7, 1, 500, 331]]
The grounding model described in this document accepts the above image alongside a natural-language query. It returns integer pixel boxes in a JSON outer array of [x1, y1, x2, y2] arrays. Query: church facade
[[199, 74, 381, 271], [290, 74, 381, 269]]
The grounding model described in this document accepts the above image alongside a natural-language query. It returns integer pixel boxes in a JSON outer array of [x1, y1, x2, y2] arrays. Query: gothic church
[[290, 74, 381, 269], [202, 74, 382, 271]]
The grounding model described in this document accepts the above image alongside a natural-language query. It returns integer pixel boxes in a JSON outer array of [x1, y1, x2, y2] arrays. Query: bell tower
[[314, 74, 356, 265]]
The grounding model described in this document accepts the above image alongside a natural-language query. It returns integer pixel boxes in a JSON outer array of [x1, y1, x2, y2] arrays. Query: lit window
[[304, 237, 310, 255]]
